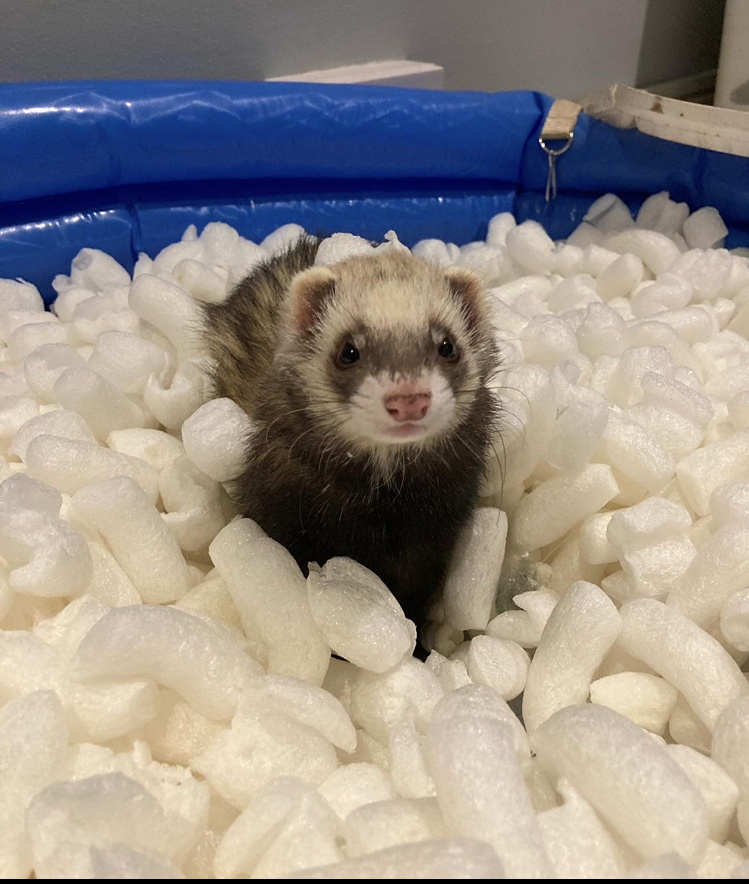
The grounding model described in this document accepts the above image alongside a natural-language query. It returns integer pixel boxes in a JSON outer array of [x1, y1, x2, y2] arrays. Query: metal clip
[[539, 133, 574, 202], [538, 98, 582, 202]]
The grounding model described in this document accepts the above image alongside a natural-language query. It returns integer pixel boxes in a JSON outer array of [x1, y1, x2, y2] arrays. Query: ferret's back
[[203, 236, 320, 416]]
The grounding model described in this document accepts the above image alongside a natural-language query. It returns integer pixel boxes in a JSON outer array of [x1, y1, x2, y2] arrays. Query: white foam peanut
[[7, 321, 67, 362], [579, 245, 619, 277], [238, 675, 356, 752], [85, 540, 142, 607], [667, 523, 749, 630], [0, 690, 68, 879], [442, 508, 507, 631], [607, 497, 692, 555], [589, 672, 678, 734], [25, 435, 159, 504], [388, 709, 436, 799], [486, 590, 558, 649], [0, 309, 56, 343], [194, 709, 337, 809], [69, 248, 130, 291], [576, 303, 628, 361], [520, 314, 580, 368], [181, 397, 251, 483], [318, 762, 397, 821], [595, 412, 675, 494], [636, 191, 689, 233], [159, 455, 227, 553], [486, 211, 516, 248], [683, 207, 729, 250], [244, 790, 342, 879], [412, 239, 454, 266], [494, 365, 556, 490], [87, 330, 168, 394], [54, 367, 145, 440], [426, 715, 552, 879], [214, 777, 338, 879], [522, 581, 621, 732], [143, 357, 211, 431], [641, 372, 714, 427], [259, 222, 305, 255], [712, 699, 749, 846], [671, 247, 733, 302], [349, 658, 443, 745], [697, 840, 746, 879], [537, 780, 624, 880], [0, 397, 39, 454], [629, 853, 694, 879], [620, 537, 696, 601], [728, 390, 749, 431], [89, 843, 185, 879], [22, 343, 87, 403], [175, 571, 247, 638], [553, 243, 583, 276], [344, 797, 446, 857], [584, 193, 633, 233], [209, 519, 330, 685], [72, 477, 189, 603], [669, 695, 712, 755], [0, 278, 44, 313], [596, 253, 644, 301], [466, 635, 529, 701], [290, 837, 504, 879], [140, 689, 224, 768], [667, 744, 739, 843], [71, 604, 260, 721], [618, 599, 749, 730], [26, 772, 187, 878], [505, 220, 556, 274], [677, 430, 749, 516], [712, 697, 749, 831], [510, 464, 619, 552], [545, 385, 609, 473], [430, 683, 530, 762], [307, 557, 415, 673], [454, 243, 512, 287], [579, 512, 617, 564], [9, 410, 97, 460], [604, 229, 681, 275], [0, 476, 93, 599], [634, 275, 694, 320], [128, 274, 204, 359], [531, 703, 708, 865], [172, 259, 228, 304], [720, 588, 749, 653], [107, 428, 185, 473]]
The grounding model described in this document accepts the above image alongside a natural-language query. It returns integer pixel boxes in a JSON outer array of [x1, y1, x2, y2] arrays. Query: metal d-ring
[[538, 132, 574, 203]]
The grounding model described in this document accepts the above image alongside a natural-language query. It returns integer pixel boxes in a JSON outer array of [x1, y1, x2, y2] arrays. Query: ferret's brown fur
[[204, 236, 500, 629]]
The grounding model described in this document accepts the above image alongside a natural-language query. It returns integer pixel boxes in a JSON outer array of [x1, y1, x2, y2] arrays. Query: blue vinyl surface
[[0, 80, 747, 302]]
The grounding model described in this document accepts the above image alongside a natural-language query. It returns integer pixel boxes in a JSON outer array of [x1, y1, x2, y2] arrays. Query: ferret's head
[[278, 252, 497, 456]]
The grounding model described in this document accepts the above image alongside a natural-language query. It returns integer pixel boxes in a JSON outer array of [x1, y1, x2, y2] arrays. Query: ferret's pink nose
[[384, 389, 432, 422]]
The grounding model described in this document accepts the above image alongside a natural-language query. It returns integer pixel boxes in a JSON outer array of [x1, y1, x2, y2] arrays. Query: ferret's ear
[[444, 266, 486, 326], [288, 266, 337, 333]]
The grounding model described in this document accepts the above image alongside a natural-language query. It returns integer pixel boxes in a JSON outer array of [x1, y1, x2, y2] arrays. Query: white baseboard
[[267, 59, 445, 90]]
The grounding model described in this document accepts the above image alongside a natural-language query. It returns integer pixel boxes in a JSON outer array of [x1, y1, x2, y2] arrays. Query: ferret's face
[[280, 253, 496, 455]]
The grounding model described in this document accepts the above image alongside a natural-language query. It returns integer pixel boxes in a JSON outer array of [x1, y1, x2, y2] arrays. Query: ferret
[[204, 236, 500, 630]]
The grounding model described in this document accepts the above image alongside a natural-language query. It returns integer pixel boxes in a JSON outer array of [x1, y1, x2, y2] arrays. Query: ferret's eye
[[438, 338, 458, 361], [337, 342, 360, 367]]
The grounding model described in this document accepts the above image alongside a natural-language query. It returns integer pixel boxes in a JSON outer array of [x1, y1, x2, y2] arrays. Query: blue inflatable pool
[[1, 80, 747, 302]]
